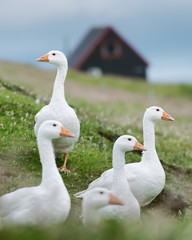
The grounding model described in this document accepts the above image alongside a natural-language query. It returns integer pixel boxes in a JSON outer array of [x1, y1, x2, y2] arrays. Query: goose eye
[[100, 191, 104, 194], [53, 124, 57, 127], [156, 109, 160, 112], [52, 53, 56, 56], [128, 138, 132, 141]]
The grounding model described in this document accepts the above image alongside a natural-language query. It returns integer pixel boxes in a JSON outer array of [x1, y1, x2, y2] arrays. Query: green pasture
[[0, 62, 192, 239]]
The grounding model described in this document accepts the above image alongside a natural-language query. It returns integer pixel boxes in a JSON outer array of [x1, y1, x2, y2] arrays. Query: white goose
[[82, 188, 124, 226], [0, 120, 74, 227], [98, 135, 145, 223], [75, 106, 174, 207], [35, 50, 80, 172]]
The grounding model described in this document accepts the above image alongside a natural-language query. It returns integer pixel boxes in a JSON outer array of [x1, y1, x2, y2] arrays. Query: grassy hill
[[0, 61, 192, 239]]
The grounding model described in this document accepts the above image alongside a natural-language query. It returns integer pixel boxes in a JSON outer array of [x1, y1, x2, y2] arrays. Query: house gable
[[69, 27, 148, 78]]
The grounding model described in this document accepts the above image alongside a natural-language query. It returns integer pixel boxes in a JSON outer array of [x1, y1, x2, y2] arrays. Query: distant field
[[1, 60, 192, 99], [0, 61, 192, 239]]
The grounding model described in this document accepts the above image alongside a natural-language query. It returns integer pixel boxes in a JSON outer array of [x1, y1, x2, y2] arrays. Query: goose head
[[114, 135, 146, 153], [144, 106, 174, 122], [38, 120, 75, 140], [37, 50, 68, 68], [83, 188, 124, 209]]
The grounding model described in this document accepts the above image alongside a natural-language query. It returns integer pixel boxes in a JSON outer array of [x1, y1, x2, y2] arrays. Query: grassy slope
[[0, 62, 192, 239], [1, 61, 192, 100], [68, 70, 192, 99]]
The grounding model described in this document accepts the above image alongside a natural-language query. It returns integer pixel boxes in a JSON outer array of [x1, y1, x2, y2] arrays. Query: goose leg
[[59, 153, 71, 172]]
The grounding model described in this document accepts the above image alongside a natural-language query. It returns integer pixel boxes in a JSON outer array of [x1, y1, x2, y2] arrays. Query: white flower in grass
[[35, 99, 40, 104], [127, 129, 132, 133]]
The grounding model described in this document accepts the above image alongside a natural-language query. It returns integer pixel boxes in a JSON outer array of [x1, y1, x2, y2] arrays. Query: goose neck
[[112, 146, 126, 180], [50, 66, 67, 105], [37, 136, 62, 186], [112, 146, 133, 200], [82, 201, 99, 225], [142, 117, 160, 165], [143, 118, 155, 150]]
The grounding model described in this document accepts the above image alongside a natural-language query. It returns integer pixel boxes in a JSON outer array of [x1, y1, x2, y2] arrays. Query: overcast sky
[[1, 0, 192, 83]]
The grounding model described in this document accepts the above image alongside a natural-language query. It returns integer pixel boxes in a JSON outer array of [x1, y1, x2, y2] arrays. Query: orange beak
[[109, 193, 124, 206], [161, 111, 174, 121], [60, 127, 75, 138], [134, 141, 146, 151], [36, 54, 49, 62]]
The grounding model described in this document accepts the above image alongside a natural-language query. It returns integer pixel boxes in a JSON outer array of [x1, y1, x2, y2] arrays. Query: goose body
[[75, 107, 174, 207], [0, 120, 74, 227], [35, 50, 80, 172]]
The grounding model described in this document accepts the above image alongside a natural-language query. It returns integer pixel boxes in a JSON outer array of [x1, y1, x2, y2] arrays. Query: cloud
[[0, 0, 77, 27], [1, 0, 192, 28]]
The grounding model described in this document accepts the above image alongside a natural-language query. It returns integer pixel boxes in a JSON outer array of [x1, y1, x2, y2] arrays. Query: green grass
[[1, 218, 192, 240], [1, 60, 192, 100], [0, 79, 143, 195], [0, 68, 192, 240]]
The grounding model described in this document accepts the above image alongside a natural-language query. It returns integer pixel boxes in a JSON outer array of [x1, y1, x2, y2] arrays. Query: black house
[[69, 27, 148, 79]]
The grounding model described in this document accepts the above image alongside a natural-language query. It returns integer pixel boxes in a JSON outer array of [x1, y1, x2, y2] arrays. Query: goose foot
[[59, 166, 71, 173], [58, 153, 70, 172]]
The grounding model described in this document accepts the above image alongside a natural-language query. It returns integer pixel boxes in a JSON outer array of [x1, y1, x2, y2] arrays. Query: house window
[[100, 40, 122, 59]]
